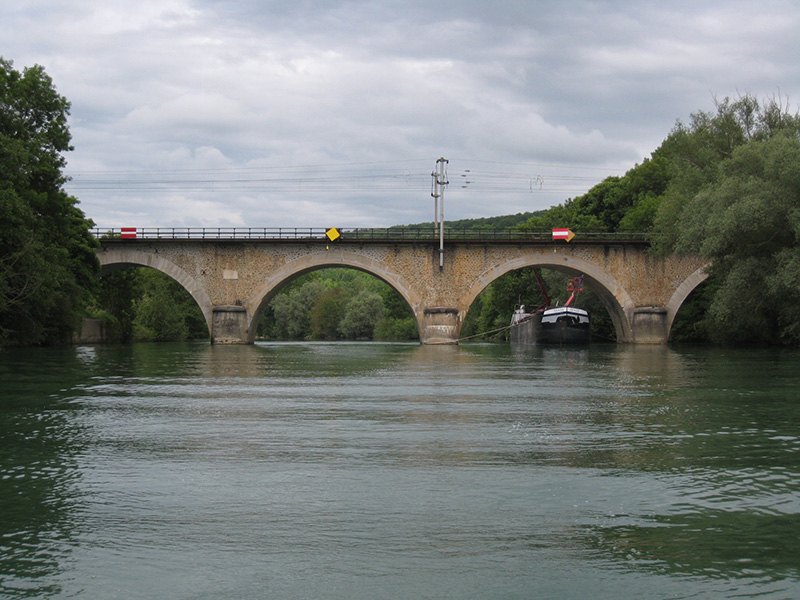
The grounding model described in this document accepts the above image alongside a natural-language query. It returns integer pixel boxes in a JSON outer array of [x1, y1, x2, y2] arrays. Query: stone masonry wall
[[99, 239, 708, 344]]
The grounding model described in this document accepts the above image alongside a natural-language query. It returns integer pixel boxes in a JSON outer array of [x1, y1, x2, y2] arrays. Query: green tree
[[517, 200, 605, 233], [0, 58, 98, 346], [260, 269, 418, 341], [653, 95, 800, 252], [268, 278, 326, 339], [518, 156, 670, 235], [665, 134, 800, 343], [93, 269, 141, 342], [651, 95, 800, 344], [374, 283, 418, 340], [339, 291, 384, 339], [132, 270, 189, 342], [133, 294, 188, 342], [88, 267, 207, 343], [616, 155, 671, 231], [515, 94, 800, 345], [310, 287, 348, 339], [373, 316, 418, 340]]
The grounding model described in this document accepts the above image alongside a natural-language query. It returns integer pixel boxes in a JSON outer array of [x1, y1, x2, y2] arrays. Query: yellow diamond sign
[[325, 227, 341, 242]]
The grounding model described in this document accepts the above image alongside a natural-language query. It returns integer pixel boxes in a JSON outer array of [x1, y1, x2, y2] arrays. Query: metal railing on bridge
[[93, 227, 652, 243]]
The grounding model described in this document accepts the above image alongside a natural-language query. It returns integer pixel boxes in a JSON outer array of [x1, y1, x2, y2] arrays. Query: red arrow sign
[[552, 228, 575, 242]]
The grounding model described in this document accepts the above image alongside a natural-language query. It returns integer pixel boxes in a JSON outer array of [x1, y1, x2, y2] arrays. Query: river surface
[[1, 341, 799, 599]]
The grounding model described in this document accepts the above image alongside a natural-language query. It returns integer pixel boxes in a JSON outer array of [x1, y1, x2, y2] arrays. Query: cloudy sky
[[3, 0, 799, 229]]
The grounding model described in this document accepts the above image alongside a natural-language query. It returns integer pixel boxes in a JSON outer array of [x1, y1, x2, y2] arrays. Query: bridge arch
[[664, 265, 710, 339], [97, 248, 214, 335], [462, 252, 637, 343], [246, 249, 420, 344]]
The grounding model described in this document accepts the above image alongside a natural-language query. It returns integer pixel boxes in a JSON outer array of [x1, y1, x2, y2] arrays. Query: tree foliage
[[0, 58, 98, 346], [403, 211, 544, 231], [649, 96, 800, 343], [131, 269, 207, 342], [268, 277, 326, 339], [93, 269, 140, 343], [512, 94, 800, 345], [338, 291, 384, 339], [90, 267, 208, 343], [258, 269, 417, 341], [659, 130, 800, 343], [653, 95, 800, 252], [518, 156, 671, 234]]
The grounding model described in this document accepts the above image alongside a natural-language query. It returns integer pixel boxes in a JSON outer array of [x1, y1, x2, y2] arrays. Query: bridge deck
[[94, 227, 652, 245]]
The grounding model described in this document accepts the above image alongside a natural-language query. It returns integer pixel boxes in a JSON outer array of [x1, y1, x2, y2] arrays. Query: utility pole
[[431, 157, 449, 270]]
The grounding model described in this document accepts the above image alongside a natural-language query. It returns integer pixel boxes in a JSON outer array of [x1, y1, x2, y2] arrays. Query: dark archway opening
[[461, 266, 616, 342], [669, 279, 714, 343], [256, 268, 418, 341], [92, 267, 208, 343]]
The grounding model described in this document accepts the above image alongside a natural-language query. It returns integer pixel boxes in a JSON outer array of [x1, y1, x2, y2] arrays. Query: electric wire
[[64, 157, 625, 195]]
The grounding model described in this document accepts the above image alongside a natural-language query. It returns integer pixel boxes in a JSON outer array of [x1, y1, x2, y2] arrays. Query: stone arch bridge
[[95, 228, 708, 345]]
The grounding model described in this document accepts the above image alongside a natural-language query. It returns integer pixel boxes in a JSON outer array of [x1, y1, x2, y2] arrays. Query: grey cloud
[[2, 0, 798, 228]]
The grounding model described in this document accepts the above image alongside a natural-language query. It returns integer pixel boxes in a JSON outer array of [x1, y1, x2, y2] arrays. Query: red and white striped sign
[[120, 227, 137, 239], [552, 228, 575, 242]]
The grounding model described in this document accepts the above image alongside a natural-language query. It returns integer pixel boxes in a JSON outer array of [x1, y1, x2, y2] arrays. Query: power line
[[64, 157, 620, 196]]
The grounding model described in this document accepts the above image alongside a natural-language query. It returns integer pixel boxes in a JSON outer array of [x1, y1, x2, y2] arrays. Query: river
[[1, 341, 799, 599]]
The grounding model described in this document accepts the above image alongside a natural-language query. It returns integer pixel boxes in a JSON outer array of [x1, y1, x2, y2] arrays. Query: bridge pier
[[419, 307, 461, 345], [631, 307, 669, 344], [211, 305, 249, 344]]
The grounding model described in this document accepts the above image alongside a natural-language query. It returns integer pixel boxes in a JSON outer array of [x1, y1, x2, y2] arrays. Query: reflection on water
[[584, 505, 800, 580], [1, 342, 799, 599]]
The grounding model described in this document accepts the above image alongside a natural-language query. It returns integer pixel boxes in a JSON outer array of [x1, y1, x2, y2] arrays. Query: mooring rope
[[457, 319, 529, 342], [458, 314, 611, 343]]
